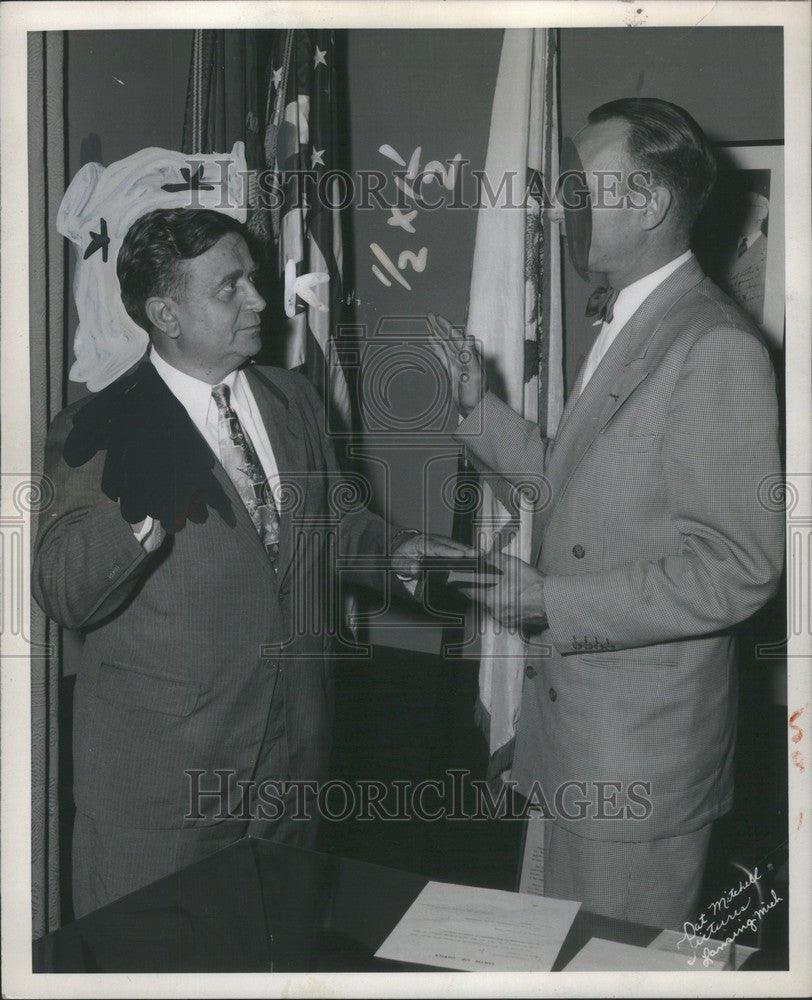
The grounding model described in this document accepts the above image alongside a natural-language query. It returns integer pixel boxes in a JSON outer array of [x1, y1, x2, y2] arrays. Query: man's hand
[[426, 312, 486, 418], [457, 550, 547, 631], [391, 532, 478, 581]]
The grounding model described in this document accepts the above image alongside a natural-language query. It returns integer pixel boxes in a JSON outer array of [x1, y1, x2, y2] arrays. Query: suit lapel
[[552, 348, 590, 441], [531, 256, 706, 565], [135, 357, 308, 579], [122, 361, 268, 571]]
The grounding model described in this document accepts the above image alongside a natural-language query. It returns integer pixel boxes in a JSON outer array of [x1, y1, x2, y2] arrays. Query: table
[[30, 836, 751, 973]]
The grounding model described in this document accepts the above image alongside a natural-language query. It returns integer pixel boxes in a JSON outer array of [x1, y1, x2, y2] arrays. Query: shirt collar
[[608, 249, 693, 332], [149, 347, 240, 431]]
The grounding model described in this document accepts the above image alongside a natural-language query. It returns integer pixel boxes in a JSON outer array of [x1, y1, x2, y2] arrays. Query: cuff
[[132, 516, 154, 542], [544, 572, 617, 655], [131, 515, 165, 553]]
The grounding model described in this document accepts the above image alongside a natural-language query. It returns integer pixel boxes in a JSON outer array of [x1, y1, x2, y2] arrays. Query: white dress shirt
[[134, 350, 280, 546], [579, 249, 693, 391]]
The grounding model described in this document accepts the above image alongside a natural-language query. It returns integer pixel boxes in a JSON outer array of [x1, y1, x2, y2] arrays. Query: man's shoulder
[[245, 362, 315, 403], [52, 393, 93, 426], [669, 271, 770, 350], [47, 359, 163, 436]]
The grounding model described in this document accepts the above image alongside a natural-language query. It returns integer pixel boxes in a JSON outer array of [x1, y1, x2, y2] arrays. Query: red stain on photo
[[791, 749, 805, 773], [789, 705, 805, 744]]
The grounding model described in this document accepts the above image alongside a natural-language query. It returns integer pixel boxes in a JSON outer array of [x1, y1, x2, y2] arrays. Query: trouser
[[541, 817, 713, 930], [72, 667, 319, 919]]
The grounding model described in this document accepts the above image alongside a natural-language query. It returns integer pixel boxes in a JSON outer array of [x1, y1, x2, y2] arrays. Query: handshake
[[392, 537, 548, 632]]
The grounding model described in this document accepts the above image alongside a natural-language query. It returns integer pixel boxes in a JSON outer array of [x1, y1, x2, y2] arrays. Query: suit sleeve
[[544, 327, 785, 653], [291, 373, 394, 558], [32, 407, 156, 630], [453, 391, 551, 510]]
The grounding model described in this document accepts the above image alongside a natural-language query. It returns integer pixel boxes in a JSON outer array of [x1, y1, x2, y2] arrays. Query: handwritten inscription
[[677, 867, 783, 968]]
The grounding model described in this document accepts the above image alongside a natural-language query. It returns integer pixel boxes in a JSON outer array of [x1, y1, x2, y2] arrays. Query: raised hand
[[426, 312, 486, 418]]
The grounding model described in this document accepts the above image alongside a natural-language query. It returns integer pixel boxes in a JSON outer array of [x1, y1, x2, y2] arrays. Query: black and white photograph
[[1, 2, 810, 997]]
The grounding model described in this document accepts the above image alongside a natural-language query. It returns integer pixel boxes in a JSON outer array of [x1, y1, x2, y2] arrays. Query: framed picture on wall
[[693, 142, 785, 349]]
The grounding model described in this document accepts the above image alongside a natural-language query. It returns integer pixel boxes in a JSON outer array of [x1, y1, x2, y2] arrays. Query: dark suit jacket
[[456, 257, 784, 840], [33, 360, 392, 830]]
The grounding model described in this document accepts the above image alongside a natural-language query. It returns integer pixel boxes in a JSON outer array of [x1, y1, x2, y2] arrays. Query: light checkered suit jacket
[[456, 255, 784, 840], [33, 361, 391, 831]]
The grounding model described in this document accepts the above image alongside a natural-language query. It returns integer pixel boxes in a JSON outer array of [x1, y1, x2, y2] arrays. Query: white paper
[[518, 807, 547, 896], [565, 937, 724, 972], [375, 880, 580, 971]]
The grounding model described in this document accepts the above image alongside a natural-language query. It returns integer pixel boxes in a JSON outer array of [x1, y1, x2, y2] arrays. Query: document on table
[[564, 932, 758, 971], [648, 927, 757, 970], [374, 880, 580, 971], [564, 937, 718, 971]]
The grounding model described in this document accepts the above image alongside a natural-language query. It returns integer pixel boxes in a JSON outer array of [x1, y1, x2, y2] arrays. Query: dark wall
[[65, 29, 192, 406], [559, 26, 784, 388], [66, 29, 191, 175], [343, 29, 503, 650]]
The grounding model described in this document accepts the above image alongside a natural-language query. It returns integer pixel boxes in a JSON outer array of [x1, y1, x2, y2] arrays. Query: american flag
[[182, 28, 353, 435], [264, 29, 353, 435]]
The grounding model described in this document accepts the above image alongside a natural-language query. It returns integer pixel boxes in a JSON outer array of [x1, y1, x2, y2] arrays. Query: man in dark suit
[[33, 206, 470, 917], [429, 98, 784, 929]]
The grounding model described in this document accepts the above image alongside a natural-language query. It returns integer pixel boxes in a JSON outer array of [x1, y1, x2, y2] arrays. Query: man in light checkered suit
[[429, 98, 784, 930]]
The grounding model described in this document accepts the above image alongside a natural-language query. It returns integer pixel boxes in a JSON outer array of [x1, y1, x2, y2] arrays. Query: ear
[[639, 184, 673, 231], [145, 297, 180, 339]]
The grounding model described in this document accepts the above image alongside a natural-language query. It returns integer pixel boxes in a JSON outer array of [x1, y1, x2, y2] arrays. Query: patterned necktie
[[737, 236, 749, 258], [211, 383, 280, 569], [585, 284, 620, 326]]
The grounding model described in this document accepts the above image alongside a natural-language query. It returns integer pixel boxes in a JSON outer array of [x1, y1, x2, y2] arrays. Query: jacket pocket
[[96, 661, 200, 717]]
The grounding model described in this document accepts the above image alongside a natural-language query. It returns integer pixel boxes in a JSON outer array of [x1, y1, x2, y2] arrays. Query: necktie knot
[[585, 284, 619, 326], [211, 382, 232, 411]]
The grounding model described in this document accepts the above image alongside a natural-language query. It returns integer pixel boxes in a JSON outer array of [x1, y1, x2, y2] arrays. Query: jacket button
[[572, 544, 585, 558], [525, 664, 537, 679], [549, 687, 557, 702]]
